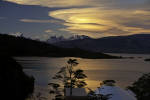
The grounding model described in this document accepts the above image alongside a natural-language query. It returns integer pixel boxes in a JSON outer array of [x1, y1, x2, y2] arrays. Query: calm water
[[15, 54, 150, 99]]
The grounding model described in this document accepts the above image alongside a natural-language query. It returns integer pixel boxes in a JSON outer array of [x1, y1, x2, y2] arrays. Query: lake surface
[[15, 54, 150, 99]]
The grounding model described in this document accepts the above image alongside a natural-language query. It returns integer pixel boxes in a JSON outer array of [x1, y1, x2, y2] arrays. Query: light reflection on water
[[15, 54, 150, 99]]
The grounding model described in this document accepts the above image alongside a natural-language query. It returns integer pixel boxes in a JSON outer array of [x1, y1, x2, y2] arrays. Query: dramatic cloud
[[49, 8, 150, 37], [4, 0, 98, 7], [4, 0, 149, 9], [3, 0, 150, 38]]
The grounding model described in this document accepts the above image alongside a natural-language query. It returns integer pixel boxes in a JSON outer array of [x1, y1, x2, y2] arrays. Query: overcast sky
[[0, 0, 150, 40]]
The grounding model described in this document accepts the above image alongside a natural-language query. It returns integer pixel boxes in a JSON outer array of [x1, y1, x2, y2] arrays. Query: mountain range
[[50, 34, 150, 54], [0, 33, 119, 59], [47, 35, 90, 44]]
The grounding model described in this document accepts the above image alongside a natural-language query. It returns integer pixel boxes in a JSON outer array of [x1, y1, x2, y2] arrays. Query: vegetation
[[0, 33, 121, 59], [48, 59, 87, 100], [101, 80, 116, 86], [88, 88, 112, 100], [0, 55, 34, 100], [127, 73, 150, 100], [88, 80, 115, 100]]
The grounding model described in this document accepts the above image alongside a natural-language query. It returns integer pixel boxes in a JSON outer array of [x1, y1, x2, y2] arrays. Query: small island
[[144, 58, 150, 61]]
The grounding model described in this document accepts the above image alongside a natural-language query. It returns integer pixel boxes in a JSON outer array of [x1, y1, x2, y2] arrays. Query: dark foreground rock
[[0, 56, 34, 100]]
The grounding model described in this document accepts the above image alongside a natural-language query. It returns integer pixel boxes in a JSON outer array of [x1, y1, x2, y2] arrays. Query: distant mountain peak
[[46, 35, 91, 44], [50, 34, 150, 54], [69, 35, 91, 40]]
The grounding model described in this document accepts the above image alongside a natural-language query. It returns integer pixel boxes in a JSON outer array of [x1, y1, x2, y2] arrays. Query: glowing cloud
[[4, 0, 150, 38], [4, 0, 103, 7], [49, 7, 150, 37], [17, 7, 150, 38], [5, 0, 149, 8]]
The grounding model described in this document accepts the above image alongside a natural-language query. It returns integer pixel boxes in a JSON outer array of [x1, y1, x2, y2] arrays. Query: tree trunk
[[70, 74, 72, 96], [70, 86, 72, 96], [70, 64, 73, 96]]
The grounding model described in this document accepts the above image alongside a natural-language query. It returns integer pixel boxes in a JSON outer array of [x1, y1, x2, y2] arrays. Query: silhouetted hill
[[0, 56, 34, 100], [53, 34, 150, 54], [0, 34, 119, 59]]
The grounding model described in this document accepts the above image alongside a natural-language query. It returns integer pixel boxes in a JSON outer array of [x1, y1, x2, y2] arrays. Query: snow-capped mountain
[[46, 36, 66, 44], [46, 35, 90, 44], [69, 35, 90, 40], [50, 34, 150, 54]]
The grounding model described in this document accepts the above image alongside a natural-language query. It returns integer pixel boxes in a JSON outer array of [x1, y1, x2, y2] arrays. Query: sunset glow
[[1, 0, 150, 39]]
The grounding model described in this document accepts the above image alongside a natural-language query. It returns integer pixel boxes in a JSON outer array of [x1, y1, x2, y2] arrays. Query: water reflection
[[15, 54, 150, 99]]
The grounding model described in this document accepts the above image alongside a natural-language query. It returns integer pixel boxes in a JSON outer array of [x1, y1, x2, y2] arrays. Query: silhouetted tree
[[48, 59, 87, 100], [127, 73, 150, 100], [101, 80, 116, 86]]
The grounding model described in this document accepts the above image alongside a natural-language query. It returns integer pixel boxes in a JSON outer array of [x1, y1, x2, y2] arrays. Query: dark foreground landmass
[[0, 56, 34, 100], [0, 34, 120, 59]]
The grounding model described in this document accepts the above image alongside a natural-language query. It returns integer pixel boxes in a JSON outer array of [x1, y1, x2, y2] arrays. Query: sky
[[0, 0, 150, 40]]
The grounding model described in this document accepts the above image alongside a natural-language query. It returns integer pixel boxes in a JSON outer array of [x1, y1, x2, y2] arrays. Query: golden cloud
[[134, 10, 150, 15], [49, 8, 150, 37], [5, 0, 149, 9], [5, 0, 150, 37], [4, 0, 104, 7]]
